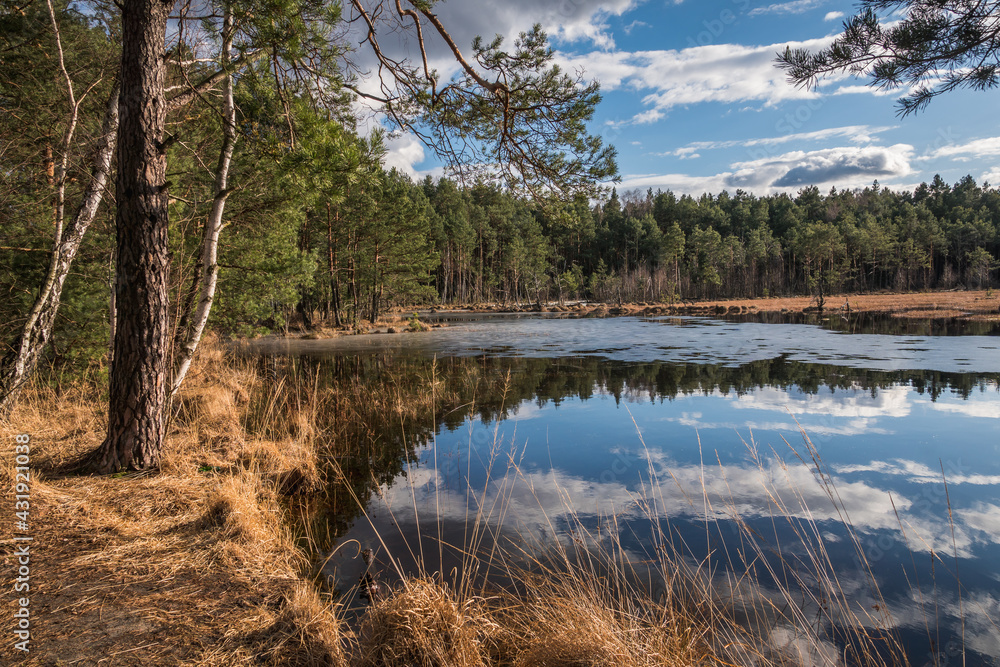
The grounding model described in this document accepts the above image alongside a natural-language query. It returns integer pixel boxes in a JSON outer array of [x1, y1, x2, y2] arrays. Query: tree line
[[291, 172, 1000, 318], [457, 177, 1000, 306]]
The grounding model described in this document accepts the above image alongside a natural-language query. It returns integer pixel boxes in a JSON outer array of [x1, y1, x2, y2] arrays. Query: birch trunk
[[170, 9, 236, 398], [0, 84, 119, 416]]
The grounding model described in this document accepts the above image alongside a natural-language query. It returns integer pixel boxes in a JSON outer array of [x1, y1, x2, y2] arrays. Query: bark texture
[[95, 0, 172, 472]]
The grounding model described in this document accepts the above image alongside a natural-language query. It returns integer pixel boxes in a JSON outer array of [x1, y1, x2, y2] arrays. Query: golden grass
[[506, 574, 714, 667], [667, 289, 1000, 318], [0, 338, 344, 665], [358, 578, 492, 667]]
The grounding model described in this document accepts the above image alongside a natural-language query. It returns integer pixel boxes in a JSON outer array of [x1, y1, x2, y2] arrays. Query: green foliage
[[424, 176, 999, 304], [0, 0, 117, 372], [777, 1, 1000, 115], [410, 24, 618, 200]]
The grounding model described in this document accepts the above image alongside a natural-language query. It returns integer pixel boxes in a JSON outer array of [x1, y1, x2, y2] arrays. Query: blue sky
[[372, 0, 1000, 197]]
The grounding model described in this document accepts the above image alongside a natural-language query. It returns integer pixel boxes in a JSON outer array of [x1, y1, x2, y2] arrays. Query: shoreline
[[430, 289, 1000, 320], [283, 289, 1000, 340]]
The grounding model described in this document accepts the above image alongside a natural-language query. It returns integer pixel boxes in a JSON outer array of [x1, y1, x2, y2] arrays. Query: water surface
[[254, 316, 1000, 666]]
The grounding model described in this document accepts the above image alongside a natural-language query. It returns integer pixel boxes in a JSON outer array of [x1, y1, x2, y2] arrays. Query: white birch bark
[[0, 84, 119, 416], [170, 9, 236, 397]]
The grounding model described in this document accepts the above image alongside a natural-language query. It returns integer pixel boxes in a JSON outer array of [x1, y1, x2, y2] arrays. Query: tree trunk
[[327, 202, 342, 327], [94, 0, 172, 472], [170, 9, 236, 398], [0, 84, 119, 417]]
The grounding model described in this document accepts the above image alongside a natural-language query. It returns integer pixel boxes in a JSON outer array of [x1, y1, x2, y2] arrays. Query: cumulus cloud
[[362, 442, 999, 562], [982, 167, 1000, 185], [556, 37, 848, 115], [733, 385, 912, 419], [374, 447, 917, 538], [380, 133, 448, 180], [615, 143, 913, 196], [823, 11, 844, 21], [394, 0, 641, 58], [381, 133, 427, 175], [767, 144, 913, 187]]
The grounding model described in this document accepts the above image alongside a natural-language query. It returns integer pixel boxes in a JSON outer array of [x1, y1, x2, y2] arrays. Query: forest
[[3, 0, 1000, 378]]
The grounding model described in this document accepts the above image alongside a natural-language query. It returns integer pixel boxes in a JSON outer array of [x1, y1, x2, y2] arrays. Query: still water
[[255, 315, 1000, 666]]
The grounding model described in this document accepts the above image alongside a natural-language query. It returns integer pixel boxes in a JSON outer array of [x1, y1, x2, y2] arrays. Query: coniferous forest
[[3, 0, 1000, 375]]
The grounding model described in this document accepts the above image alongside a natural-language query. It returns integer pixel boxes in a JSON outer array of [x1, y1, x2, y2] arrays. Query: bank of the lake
[[285, 290, 1000, 342]]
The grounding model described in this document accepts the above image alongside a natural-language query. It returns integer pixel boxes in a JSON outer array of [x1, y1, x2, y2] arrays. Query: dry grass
[[0, 338, 343, 666], [505, 572, 715, 667], [358, 578, 492, 667], [672, 289, 1000, 318]]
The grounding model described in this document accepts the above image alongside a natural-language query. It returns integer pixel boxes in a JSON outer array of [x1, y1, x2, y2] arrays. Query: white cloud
[[982, 167, 1000, 185], [959, 503, 1000, 537], [749, 0, 827, 17], [615, 143, 914, 196], [381, 133, 426, 175], [631, 108, 664, 124], [927, 398, 1000, 419], [557, 37, 846, 114], [733, 143, 913, 188], [622, 19, 649, 34], [734, 385, 912, 419], [406, 0, 642, 55], [377, 448, 917, 540], [346, 0, 648, 129], [823, 11, 844, 22], [381, 132, 446, 180], [435, 446, 993, 559], [834, 459, 1000, 486], [926, 135, 1000, 161], [554, 32, 912, 124], [829, 84, 896, 97], [661, 124, 896, 157]]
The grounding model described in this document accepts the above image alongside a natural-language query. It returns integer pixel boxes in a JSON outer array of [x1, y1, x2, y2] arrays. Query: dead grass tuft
[[359, 578, 491, 667], [245, 583, 348, 667], [509, 585, 712, 667], [239, 438, 323, 495]]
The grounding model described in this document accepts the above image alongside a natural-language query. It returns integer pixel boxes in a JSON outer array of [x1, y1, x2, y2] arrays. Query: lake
[[252, 313, 1000, 666]]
